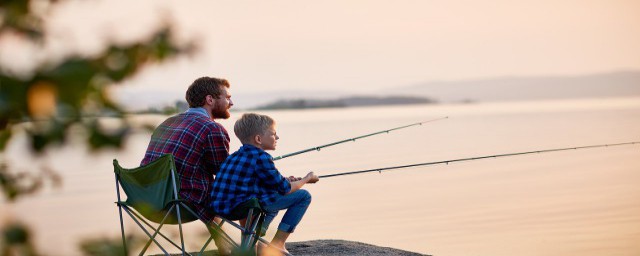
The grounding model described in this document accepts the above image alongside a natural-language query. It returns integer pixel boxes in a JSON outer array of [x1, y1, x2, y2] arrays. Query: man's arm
[[206, 125, 230, 175]]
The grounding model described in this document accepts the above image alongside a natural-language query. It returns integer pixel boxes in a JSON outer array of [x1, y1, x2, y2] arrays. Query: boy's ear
[[254, 134, 262, 145]]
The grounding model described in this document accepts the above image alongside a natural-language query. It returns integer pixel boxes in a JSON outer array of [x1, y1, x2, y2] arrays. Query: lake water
[[2, 97, 640, 256]]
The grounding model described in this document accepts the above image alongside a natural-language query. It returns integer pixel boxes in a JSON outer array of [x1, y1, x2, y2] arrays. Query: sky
[[3, 0, 640, 109]]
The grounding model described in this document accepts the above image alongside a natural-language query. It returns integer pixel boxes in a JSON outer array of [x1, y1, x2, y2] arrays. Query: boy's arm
[[287, 172, 319, 195], [255, 154, 291, 195]]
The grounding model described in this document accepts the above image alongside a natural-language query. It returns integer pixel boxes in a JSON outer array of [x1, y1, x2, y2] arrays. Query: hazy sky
[[4, 0, 640, 108]]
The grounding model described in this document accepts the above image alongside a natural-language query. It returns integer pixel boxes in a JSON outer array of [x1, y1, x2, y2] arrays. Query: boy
[[211, 113, 319, 254]]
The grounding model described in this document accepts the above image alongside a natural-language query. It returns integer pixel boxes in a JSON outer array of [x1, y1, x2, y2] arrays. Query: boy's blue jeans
[[262, 189, 312, 234]]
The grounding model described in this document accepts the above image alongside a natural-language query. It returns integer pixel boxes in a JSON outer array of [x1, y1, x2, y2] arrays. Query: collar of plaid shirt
[[185, 107, 210, 118]]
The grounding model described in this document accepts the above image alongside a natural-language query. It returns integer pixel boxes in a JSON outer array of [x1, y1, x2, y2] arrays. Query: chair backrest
[[114, 154, 197, 223]]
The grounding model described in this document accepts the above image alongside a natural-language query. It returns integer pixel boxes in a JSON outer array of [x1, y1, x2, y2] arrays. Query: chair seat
[[116, 199, 200, 225], [226, 198, 263, 221]]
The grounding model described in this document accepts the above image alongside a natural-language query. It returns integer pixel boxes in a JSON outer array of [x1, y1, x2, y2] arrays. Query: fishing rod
[[319, 141, 640, 178], [272, 116, 449, 161]]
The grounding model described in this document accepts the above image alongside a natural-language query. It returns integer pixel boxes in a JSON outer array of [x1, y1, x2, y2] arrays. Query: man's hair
[[185, 77, 230, 107], [234, 113, 275, 144]]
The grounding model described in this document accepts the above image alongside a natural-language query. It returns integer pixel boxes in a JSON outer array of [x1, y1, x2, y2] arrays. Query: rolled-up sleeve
[[255, 154, 291, 195]]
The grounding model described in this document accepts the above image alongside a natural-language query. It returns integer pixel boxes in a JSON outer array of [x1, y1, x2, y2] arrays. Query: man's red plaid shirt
[[141, 109, 229, 223]]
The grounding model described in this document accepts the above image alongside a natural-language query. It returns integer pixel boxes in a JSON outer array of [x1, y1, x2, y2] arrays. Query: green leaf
[[3, 223, 30, 244], [0, 128, 11, 150]]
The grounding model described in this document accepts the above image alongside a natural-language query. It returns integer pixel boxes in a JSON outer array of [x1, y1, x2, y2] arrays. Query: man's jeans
[[262, 189, 312, 233]]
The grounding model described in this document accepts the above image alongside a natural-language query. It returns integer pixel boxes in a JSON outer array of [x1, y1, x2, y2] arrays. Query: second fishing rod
[[317, 141, 640, 178]]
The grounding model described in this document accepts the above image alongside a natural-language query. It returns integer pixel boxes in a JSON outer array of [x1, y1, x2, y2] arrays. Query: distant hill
[[253, 95, 435, 110], [114, 70, 640, 111], [393, 70, 640, 103]]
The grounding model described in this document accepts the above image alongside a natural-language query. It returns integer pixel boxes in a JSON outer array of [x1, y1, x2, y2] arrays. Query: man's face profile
[[211, 87, 233, 119]]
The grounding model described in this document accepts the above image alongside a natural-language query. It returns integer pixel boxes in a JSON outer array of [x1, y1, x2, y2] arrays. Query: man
[[141, 77, 233, 243]]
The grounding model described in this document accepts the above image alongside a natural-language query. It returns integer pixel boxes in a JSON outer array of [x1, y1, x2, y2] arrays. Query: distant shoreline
[[252, 95, 436, 110]]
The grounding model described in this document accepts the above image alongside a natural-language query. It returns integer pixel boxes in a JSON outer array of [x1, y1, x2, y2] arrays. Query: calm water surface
[[2, 97, 640, 256]]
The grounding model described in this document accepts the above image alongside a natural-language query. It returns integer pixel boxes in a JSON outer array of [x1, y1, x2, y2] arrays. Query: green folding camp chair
[[113, 154, 273, 256]]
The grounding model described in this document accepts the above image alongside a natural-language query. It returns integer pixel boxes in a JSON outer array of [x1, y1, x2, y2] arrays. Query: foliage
[[0, 0, 194, 199], [0, 0, 195, 254], [0, 222, 37, 256]]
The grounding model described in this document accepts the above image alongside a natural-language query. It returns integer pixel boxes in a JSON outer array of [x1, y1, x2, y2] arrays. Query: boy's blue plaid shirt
[[210, 144, 291, 215]]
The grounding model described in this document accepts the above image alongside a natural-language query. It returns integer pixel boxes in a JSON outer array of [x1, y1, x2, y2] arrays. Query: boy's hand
[[305, 172, 320, 184], [287, 176, 302, 182]]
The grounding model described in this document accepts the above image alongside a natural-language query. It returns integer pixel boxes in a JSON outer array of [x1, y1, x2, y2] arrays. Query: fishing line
[[318, 141, 640, 178], [272, 116, 448, 161]]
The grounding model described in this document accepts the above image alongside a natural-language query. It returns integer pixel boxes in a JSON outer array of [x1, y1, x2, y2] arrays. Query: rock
[[167, 239, 429, 256], [287, 239, 428, 256]]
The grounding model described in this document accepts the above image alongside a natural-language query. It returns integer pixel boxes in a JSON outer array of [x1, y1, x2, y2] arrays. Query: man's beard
[[211, 104, 230, 119]]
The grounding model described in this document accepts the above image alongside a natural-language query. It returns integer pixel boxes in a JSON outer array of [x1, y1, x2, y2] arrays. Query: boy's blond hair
[[234, 113, 275, 144]]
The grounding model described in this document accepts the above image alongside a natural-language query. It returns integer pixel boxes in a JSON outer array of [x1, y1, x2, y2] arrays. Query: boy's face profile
[[257, 124, 279, 151]]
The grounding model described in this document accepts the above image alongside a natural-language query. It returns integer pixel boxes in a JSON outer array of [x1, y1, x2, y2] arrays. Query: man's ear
[[206, 95, 215, 105]]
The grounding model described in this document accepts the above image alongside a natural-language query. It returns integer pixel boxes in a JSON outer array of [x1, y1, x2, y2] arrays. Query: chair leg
[[207, 218, 242, 249], [240, 209, 265, 252], [198, 236, 214, 256], [139, 222, 170, 255], [121, 207, 169, 255], [240, 209, 255, 249], [174, 203, 239, 256], [175, 204, 187, 256], [139, 207, 175, 255], [208, 219, 240, 250], [127, 207, 189, 252], [245, 216, 257, 249], [246, 213, 263, 250], [250, 213, 265, 249], [115, 175, 128, 255], [117, 204, 128, 256], [139, 204, 196, 256]]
